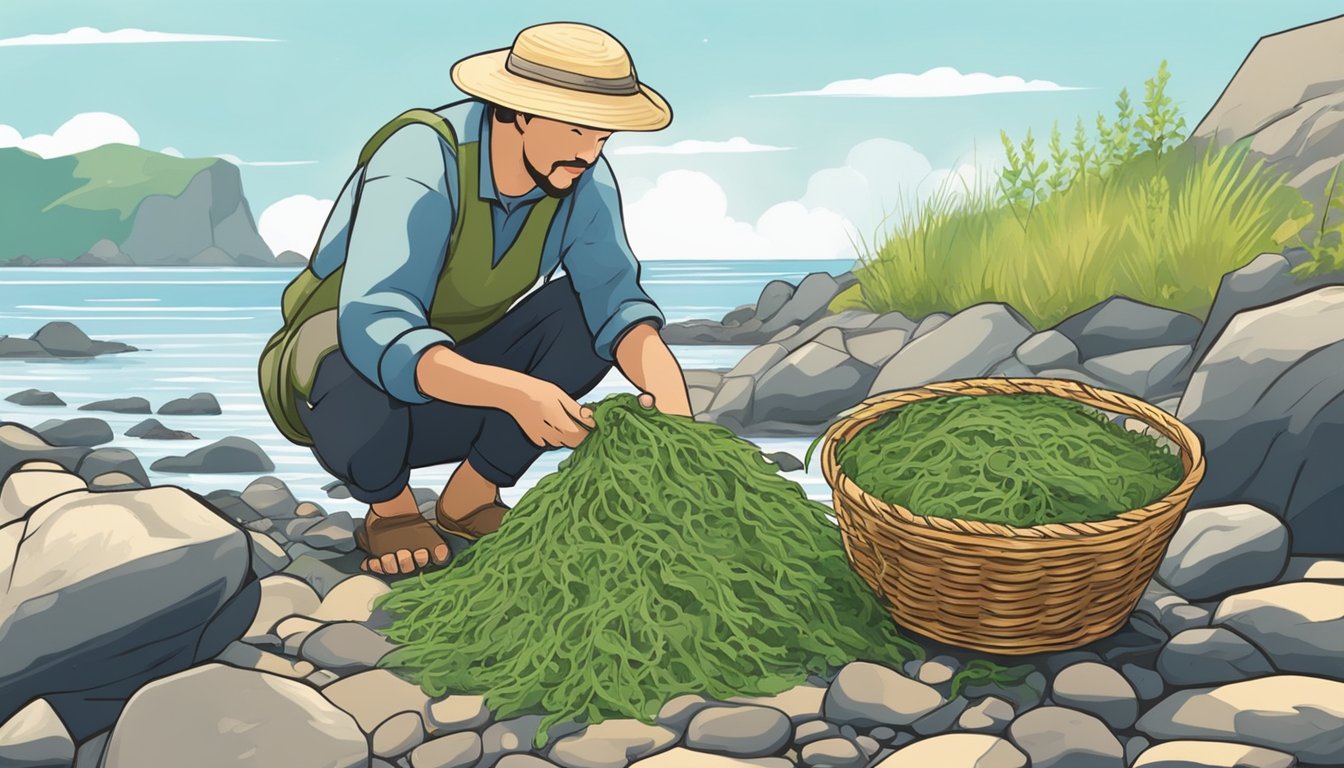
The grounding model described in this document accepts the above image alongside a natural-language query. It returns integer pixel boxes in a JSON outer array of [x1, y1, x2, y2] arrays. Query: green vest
[[258, 108, 561, 446]]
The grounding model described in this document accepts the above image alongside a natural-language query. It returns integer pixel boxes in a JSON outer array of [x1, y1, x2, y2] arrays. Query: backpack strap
[[357, 108, 459, 168]]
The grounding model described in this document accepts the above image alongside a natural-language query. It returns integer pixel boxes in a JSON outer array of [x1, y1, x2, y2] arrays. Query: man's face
[[512, 114, 613, 198]]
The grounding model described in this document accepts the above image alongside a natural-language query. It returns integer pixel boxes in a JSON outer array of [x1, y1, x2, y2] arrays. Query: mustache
[[552, 159, 592, 172]]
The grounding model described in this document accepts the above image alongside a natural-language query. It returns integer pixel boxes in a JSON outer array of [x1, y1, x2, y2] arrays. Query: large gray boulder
[[1156, 504, 1290, 600], [101, 664, 366, 768], [752, 342, 878, 426], [1178, 286, 1344, 554], [1051, 296, 1202, 361], [1213, 582, 1344, 679], [1137, 676, 1344, 765], [0, 483, 257, 741], [870, 303, 1035, 395], [149, 436, 275, 473], [0, 423, 90, 478], [1188, 15, 1344, 228]]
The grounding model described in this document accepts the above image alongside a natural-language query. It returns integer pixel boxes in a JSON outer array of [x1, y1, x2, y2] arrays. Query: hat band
[[505, 52, 640, 96]]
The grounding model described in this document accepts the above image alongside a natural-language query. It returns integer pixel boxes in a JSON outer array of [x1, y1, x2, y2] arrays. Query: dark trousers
[[294, 276, 612, 504]]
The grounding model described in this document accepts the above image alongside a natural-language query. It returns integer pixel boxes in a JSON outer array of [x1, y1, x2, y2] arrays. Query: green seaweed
[[372, 393, 924, 749], [836, 393, 1184, 526]]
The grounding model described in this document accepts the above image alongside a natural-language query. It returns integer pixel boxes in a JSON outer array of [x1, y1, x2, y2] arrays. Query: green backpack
[[257, 107, 560, 446]]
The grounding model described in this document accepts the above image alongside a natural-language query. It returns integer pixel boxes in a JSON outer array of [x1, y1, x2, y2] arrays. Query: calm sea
[[0, 260, 854, 516]]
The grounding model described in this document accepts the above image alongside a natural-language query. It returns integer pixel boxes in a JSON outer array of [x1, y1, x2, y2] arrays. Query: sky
[[1, 0, 1340, 260]]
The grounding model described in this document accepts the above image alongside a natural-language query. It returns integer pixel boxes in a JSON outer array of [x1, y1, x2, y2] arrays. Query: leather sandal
[[434, 494, 510, 541], [354, 508, 451, 573]]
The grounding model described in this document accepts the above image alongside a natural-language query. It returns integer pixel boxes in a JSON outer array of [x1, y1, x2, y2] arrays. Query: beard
[[523, 151, 588, 199]]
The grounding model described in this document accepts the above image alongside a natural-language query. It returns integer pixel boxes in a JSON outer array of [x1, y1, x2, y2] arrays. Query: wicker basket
[[818, 377, 1206, 654]]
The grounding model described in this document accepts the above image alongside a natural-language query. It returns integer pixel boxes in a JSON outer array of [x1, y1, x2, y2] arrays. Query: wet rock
[[1157, 504, 1290, 601], [156, 391, 221, 415], [149, 435, 274, 473]]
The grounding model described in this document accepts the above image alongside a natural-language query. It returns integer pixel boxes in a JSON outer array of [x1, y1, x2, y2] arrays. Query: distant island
[[0, 144, 307, 267]]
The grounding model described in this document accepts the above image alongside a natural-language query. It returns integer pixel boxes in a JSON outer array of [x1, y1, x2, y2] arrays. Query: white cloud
[[0, 112, 139, 157], [214, 153, 316, 167], [625, 170, 858, 261], [258, 195, 334, 257], [610, 137, 793, 155], [753, 66, 1085, 98], [0, 26, 280, 47]]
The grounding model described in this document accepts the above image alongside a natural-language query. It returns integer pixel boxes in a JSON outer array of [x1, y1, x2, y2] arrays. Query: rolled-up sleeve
[[338, 123, 456, 404], [561, 158, 665, 362]]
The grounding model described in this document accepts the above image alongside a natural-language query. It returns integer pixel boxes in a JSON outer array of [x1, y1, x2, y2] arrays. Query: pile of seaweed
[[834, 393, 1185, 526], [373, 393, 923, 748]]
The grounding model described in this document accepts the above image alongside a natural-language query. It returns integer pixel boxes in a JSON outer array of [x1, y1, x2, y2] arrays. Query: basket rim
[[818, 376, 1208, 539]]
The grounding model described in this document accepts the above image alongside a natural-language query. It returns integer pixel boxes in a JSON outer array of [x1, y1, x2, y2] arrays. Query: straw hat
[[451, 22, 672, 132]]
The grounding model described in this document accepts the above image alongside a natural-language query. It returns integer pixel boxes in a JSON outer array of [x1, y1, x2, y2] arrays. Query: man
[[288, 22, 691, 576]]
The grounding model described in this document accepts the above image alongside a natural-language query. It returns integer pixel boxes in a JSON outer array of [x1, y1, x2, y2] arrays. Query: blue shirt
[[309, 98, 665, 405]]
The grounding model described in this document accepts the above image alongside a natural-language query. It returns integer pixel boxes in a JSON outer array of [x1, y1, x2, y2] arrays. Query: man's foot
[[354, 507, 452, 575], [433, 494, 511, 541]]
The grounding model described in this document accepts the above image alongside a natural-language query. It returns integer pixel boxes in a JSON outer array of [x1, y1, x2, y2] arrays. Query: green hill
[[0, 144, 217, 263]]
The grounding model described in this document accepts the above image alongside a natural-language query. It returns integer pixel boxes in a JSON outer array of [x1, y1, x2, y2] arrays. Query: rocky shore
[[1, 242, 1343, 767]]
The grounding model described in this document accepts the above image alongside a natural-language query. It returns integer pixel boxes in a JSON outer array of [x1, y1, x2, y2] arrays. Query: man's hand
[[506, 378, 595, 449], [614, 322, 694, 418], [636, 391, 691, 417]]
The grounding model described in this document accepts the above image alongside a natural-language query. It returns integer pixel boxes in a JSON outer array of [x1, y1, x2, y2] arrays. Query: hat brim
[[451, 49, 672, 132]]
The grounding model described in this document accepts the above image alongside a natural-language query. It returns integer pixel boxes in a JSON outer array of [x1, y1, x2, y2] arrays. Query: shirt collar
[[477, 103, 546, 208]]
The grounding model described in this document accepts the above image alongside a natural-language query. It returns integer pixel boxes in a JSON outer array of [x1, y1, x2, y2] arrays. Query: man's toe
[[397, 549, 415, 573], [433, 543, 450, 563], [413, 549, 430, 567], [380, 553, 399, 574]]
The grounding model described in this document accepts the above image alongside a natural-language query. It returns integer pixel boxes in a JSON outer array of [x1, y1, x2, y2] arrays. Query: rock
[[701, 375, 755, 428], [1131, 740, 1297, 768], [245, 574, 322, 637], [753, 342, 877, 426], [284, 515, 320, 539], [0, 468, 86, 525], [630, 746, 793, 767], [1050, 662, 1139, 730], [301, 510, 357, 551], [759, 273, 845, 336], [214, 640, 313, 679], [156, 391, 222, 415], [321, 669, 430, 733], [1081, 344, 1192, 399], [372, 711, 425, 759], [870, 303, 1035, 395], [124, 417, 197, 440], [917, 659, 956, 685], [655, 695, 717, 732], [0, 698, 76, 767], [1014, 330, 1080, 369], [0, 425, 89, 479], [5, 389, 65, 406], [1179, 286, 1344, 554], [247, 530, 291, 577], [281, 554, 351, 597], [1157, 504, 1290, 600], [1137, 675, 1344, 764], [957, 696, 1015, 733], [1007, 707, 1124, 768], [799, 737, 865, 768], [324, 480, 352, 499], [546, 718, 679, 768], [874, 734, 1028, 767], [754, 280, 796, 324], [0, 338, 51, 358], [88, 471, 143, 491], [100, 664, 366, 768], [78, 396, 150, 414], [300, 621, 397, 673], [205, 489, 260, 523], [73, 729, 109, 768], [1121, 664, 1165, 703], [1281, 556, 1344, 581], [408, 730, 482, 768], [480, 715, 586, 765], [683, 370, 724, 390], [686, 705, 791, 757], [727, 684, 825, 724], [74, 448, 149, 487], [793, 720, 841, 745], [1157, 627, 1275, 686], [843, 327, 910, 368], [149, 435, 274, 473], [761, 451, 803, 472], [30, 417, 112, 448], [823, 661, 944, 727], [1136, 581, 1211, 635], [75, 239, 133, 266], [1212, 582, 1344, 678], [424, 695, 491, 735], [912, 696, 968, 736], [1052, 297, 1202, 360], [32, 322, 130, 357], [308, 574, 390, 623], [0, 487, 255, 741]]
